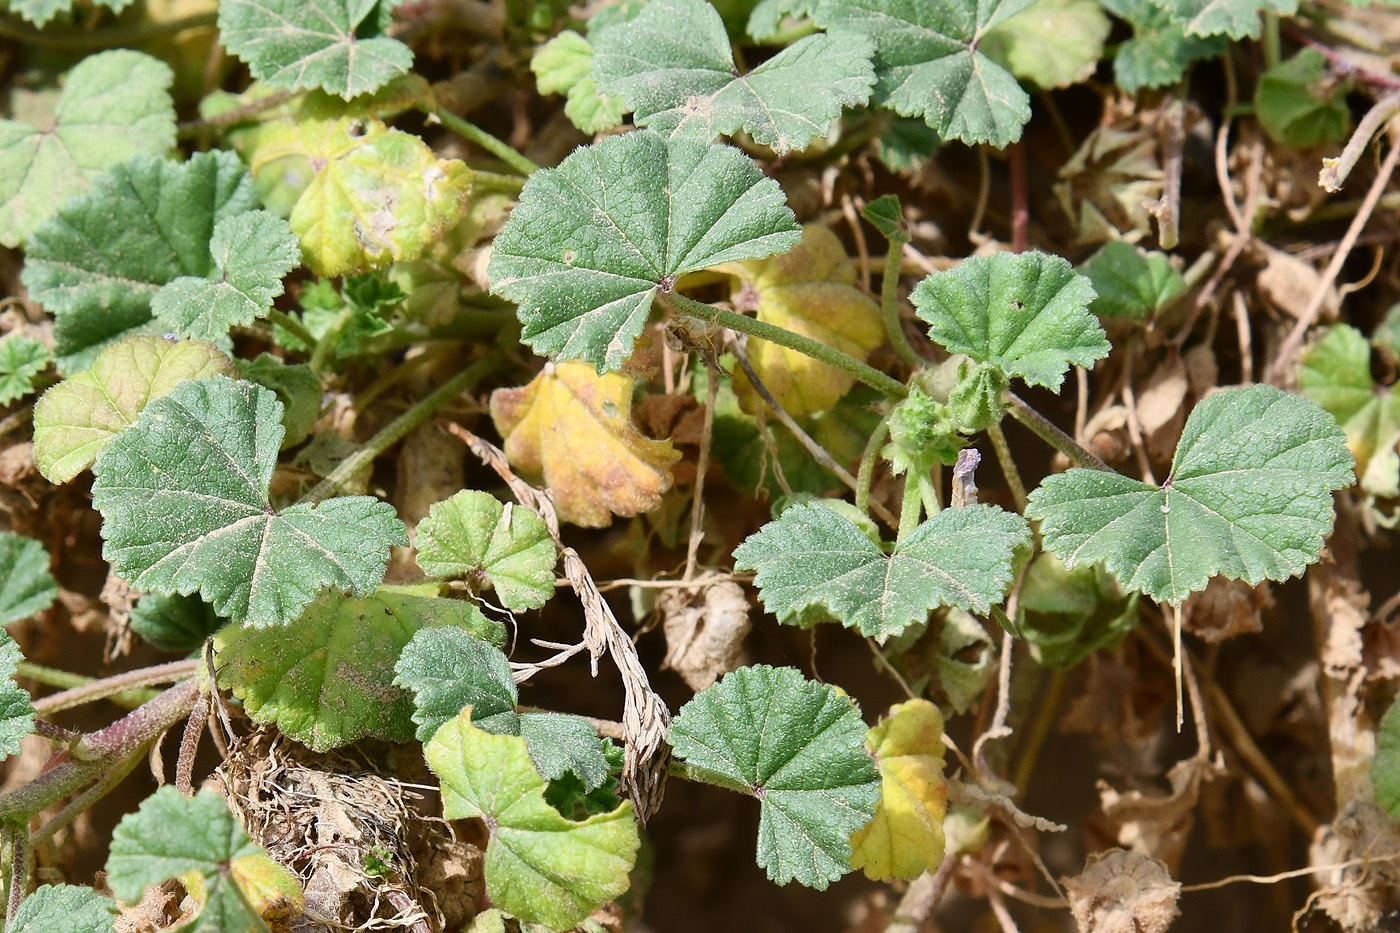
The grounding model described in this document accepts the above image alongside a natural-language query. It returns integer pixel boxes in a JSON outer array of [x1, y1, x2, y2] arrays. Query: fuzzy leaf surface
[[911, 250, 1107, 391], [415, 490, 557, 611], [9, 885, 117, 933], [395, 626, 519, 740], [0, 533, 58, 626], [813, 0, 1037, 146], [749, 0, 819, 37], [668, 665, 879, 888], [217, 586, 501, 751], [151, 211, 300, 340], [849, 699, 949, 880], [0, 334, 49, 406], [593, 0, 874, 153], [1082, 241, 1186, 320], [517, 712, 612, 790], [33, 338, 235, 484], [251, 113, 471, 277], [490, 363, 680, 528], [91, 377, 407, 628], [487, 131, 799, 371], [106, 788, 271, 933], [1102, 0, 1226, 92], [235, 353, 323, 449], [21, 151, 259, 373], [1298, 324, 1400, 497], [425, 709, 640, 930], [531, 30, 627, 134], [217, 0, 414, 99], [1155, 0, 1298, 39], [1026, 384, 1354, 604], [735, 502, 1029, 640], [0, 628, 34, 760], [0, 50, 174, 247], [130, 593, 225, 655]]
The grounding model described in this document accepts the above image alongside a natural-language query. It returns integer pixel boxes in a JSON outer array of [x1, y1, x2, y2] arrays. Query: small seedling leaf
[[1255, 48, 1352, 149], [1027, 384, 1354, 604], [1298, 324, 1400, 497], [490, 363, 681, 528], [21, 150, 259, 373], [0, 50, 174, 247], [395, 626, 519, 740], [217, 585, 501, 751], [106, 787, 294, 933], [33, 337, 236, 484], [734, 502, 1029, 640], [1082, 241, 1186, 321], [911, 250, 1108, 391], [0, 333, 50, 406], [0, 533, 58, 626], [813, 0, 1036, 147], [151, 211, 301, 340], [531, 31, 627, 134], [487, 131, 800, 371], [1102, 0, 1226, 93], [668, 664, 879, 888], [849, 699, 949, 881], [217, 0, 414, 99], [425, 709, 641, 930], [415, 490, 557, 611], [10, 885, 117, 933], [91, 377, 408, 628], [593, 0, 875, 154]]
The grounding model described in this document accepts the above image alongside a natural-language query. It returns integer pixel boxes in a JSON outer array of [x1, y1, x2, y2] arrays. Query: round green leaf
[[415, 491, 557, 611], [0, 532, 58, 626]]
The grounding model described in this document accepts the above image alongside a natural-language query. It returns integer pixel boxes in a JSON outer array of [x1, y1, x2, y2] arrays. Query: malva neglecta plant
[[0, 0, 1397, 931]]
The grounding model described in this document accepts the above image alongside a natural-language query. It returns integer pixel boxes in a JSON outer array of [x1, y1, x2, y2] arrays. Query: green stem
[[1004, 391, 1113, 473], [855, 418, 890, 518], [309, 306, 355, 376], [471, 169, 528, 195], [1262, 12, 1281, 71], [417, 103, 540, 176], [30, 748, 144, 848], [1012, 669, 1068, 795], [897, 473, 922, 543], [17, 662, 167, 711], [881, 236, 923, 369], [662, 292, 908, 400], [302, 354, 499, 503], [917, 471, 941, 517], [266, 309, 318, 352], [0, 10, 216, 48], [986, 421, 1028, 513], [668, 759, 756, 797]]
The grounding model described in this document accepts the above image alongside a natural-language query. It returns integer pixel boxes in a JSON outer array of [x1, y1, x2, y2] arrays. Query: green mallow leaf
[[0, 628, 34, 760], [1155, 0, 1298, 39], [517, 712, 612, 790], [981, 0, 1111, 90], [813, 0, 1037, 147], [7, 0, 133, 27], [488, 131, 800, 372], [911, 251, 1108, 392], [874, 118, 942, 173], [1372, 695, 1400, 822], [130, 593, 225, 655], [0, 533, 58, 626], [424, 709, 641, 930], [91, 377, 408, 628], [415, 490, 557, 611], [1027, 384, 1354, 605], [531, 31, 627, 134], [1255, 49, 1352, 149], [150, 211, 301, 340], [9, 885, 117, 933], [1298, 324, 1400, 498], [1101, 0, 1226, 93], [32, 337, 237, 484], [668, 664, 880, 888], [216, 585, 502, 752], [21, 150, 259, 373], [0, 333, 50, 406], [1017, 551, 1138, 671], [235, 353, 323, 450], [592, 0, 875, 154], [217, 0, 414, 100], [395, 626, 519, 740], [106, 787, 294, 933], [0, 50, 174, 247], [250, 113, 472, 277], [748, 0, 819, 38], [734, 502, 1029, 641], [1082, 241, 1186, 321]]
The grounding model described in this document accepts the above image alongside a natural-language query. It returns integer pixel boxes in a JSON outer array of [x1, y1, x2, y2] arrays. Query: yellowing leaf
[[251, 112, 472, 277], [849, 698, 949, 881], [718, 223, 883, 416], [490, 362, 680, 528], [229, 852, 303, 926]]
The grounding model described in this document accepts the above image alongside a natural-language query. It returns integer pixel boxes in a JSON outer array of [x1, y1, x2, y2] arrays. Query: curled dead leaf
[[1098, 752, 1222, 872], [1063, 848, 1180, 933], [1183, 578, 1273, 643], [489, 362, 681, 528], [660, 580, 751, 692]]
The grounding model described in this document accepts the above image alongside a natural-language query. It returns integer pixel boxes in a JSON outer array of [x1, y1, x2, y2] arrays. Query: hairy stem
[[417, 103, 540, 176], [879, 236, 923, 369], [265, 309, 319, 353], [897, 473, 922, 543], [30, 749, 145, 848], [855, 417, 890, 519], [662, 292, 909, 400], [1004, 391, 1113, 473], [309, 306, 356, 376], [986, 421, 1028, 512], [303, 354, 499, 503], [24, 660, 192, 715]]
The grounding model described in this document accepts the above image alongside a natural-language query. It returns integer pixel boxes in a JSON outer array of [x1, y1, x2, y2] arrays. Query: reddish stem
[[1009, 140, 1028, 253]]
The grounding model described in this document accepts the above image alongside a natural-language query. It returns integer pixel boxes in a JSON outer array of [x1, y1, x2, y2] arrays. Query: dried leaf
[[660, 580, 751, 691], [490, 362, 681, 528]]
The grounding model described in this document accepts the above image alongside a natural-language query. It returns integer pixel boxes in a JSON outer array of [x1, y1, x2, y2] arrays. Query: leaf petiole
[[417, 103, 540, 176], [1003, 391, 1113, 473]]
